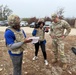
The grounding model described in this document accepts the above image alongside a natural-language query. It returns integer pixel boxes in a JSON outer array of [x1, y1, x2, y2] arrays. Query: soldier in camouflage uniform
[[4, 14, 32, 75], [49, 13, 71, 69], [32, 19, 48, 65]]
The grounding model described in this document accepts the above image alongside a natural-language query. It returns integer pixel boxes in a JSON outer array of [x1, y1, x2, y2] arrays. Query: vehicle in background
[[20, 21, 28, 27], [4, 20, 8, 26], [44, 21, 51, 28], [29, 22, 35, 28], [0, 20, 8, 26]]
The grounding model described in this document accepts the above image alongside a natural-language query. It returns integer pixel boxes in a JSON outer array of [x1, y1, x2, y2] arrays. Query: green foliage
[[21, 18, 29, 21]]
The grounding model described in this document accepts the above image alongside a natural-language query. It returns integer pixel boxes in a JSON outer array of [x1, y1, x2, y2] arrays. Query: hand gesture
[[23, 38, 32, 43]]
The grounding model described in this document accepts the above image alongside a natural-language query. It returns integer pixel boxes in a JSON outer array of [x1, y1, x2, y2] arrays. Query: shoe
[[52, 59, 58, 63], [71, 47, 76, 55], [32, 56, 38, 61], [62, 63, 68, 70], [44, 60, 48, 65]]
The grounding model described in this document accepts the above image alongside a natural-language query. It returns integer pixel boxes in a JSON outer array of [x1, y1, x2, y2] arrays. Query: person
[[49, 13, 71, 69], [32, 19, 49, 65], [4, 14, 32, 75]]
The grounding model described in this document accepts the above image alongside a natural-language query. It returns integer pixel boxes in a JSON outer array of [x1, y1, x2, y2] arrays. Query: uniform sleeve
[[63, 20, 71, 37]]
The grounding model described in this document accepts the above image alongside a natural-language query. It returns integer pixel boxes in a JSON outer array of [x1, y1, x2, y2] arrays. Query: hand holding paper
[[28, 37, 39, 43], [23, 38, 32, 43]]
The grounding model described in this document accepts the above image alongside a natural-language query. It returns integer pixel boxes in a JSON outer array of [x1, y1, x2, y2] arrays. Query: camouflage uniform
[[49, 18, 71, 63]]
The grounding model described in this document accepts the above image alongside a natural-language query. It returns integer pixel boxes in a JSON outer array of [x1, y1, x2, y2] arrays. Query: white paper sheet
[[28, 37, 39, 43]]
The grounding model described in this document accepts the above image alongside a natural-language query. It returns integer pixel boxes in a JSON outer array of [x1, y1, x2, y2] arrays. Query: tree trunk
[[74, 19, 76, 28]]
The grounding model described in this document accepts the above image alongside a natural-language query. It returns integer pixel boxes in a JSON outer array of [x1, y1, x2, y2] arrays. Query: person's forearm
[[8, 42, 23, 49]]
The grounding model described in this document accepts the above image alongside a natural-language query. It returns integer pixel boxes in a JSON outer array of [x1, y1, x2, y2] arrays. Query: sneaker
[[44, 60, 48, 65], [32, 56, 38, 61]]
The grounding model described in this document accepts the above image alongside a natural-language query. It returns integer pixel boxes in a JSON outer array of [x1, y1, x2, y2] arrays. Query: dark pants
[[10, 54, 23, 75], [34, 41, 47, 60]]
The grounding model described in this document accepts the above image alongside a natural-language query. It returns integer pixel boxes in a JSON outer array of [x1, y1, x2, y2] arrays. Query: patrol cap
[[8, 14, 20, 26], [51, 13, 57, 20]]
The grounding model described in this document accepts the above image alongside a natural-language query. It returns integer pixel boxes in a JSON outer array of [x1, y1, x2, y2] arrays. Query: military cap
[[51, 13, 57, 20], [8, 14, 20, 26]]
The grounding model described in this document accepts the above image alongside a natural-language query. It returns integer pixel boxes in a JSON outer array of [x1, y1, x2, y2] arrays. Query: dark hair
[[35, 21, 45, 28], [34, 23, 40, 28], [38, 21, 45, 26]]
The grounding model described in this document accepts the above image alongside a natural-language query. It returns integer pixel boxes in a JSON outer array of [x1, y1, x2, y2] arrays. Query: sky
[[0, 0, 76, 18]]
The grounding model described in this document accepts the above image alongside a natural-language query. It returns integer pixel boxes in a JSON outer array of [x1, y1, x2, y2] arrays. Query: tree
[[56, 8, 64, 19], [65, 17, 75, 27], [0, 5, 13, 20], [21, 18, 30, 22], [28, 17, 38, 24], [44, 17, 51, 21], [0, 5, 3, 20]]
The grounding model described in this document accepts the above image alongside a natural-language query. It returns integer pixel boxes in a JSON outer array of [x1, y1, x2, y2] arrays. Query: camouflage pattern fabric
[[52, 39, 67, 63], [36, 28, 45, 41], [7, 28, 27, 54], [49, 20, 71, 38], [51, 13, 57, 20], [50, 20, 71, 63], [8, 14, 20, 26]]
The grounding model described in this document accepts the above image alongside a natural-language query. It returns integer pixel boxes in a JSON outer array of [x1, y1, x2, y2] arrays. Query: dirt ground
[[0, 27, 76, 35], [0, 31, 76, 75]]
